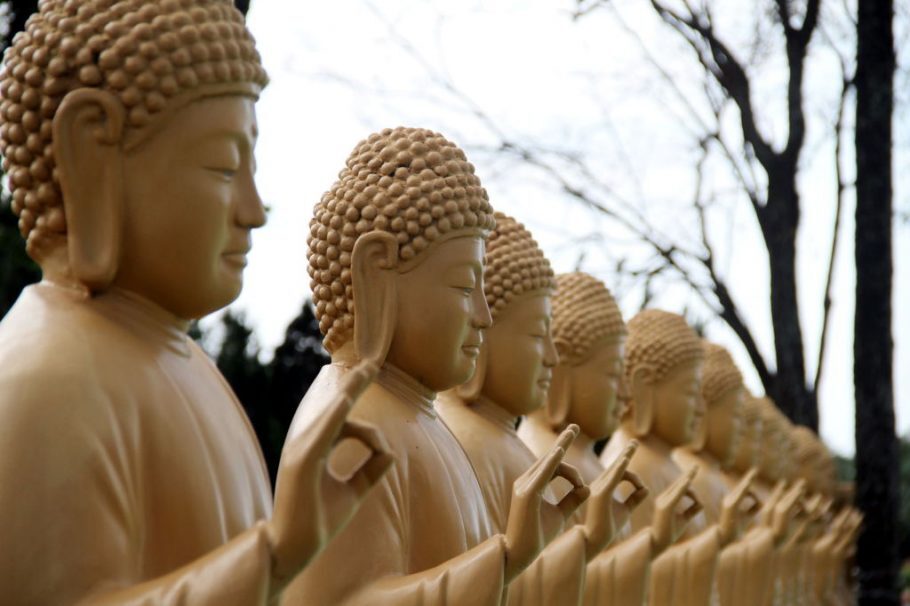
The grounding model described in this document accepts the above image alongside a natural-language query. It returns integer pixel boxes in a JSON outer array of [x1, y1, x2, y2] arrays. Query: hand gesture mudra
[[768, 479, 807, 545], [503, 424, 590, 581], [718, 468, 761, 545], [267, 361, 394, 589], [581, 441, 648, 559], [651, 466, 702, 554]]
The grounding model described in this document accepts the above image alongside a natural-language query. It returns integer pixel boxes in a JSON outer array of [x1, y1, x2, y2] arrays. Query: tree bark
[[854, 0, 899, 603]]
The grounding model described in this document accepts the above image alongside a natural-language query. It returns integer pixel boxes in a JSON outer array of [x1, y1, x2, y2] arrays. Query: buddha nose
[[237, 174, 267, 229]]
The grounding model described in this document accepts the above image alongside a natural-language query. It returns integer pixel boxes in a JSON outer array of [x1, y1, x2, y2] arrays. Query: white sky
[[229, 0, 910, 457]]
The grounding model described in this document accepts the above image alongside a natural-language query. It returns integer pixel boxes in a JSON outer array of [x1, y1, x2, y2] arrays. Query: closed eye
[[206, 167, 238, 179]]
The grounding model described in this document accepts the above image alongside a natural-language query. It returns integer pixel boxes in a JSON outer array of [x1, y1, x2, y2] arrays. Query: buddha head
[[792, 426, 835, 494], [755, 397, 787, 483], [622, 309, 704, 447], [454, 212, 557, 416], [0, 0, 269, 319], [695, 342, 744, 467], [534, 272, 626, 440], [307, 127, 496, 391], [731, 394, 764, 474]]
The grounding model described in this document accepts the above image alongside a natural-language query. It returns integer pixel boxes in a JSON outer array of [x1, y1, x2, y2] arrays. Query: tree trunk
[[854, 0, 899, 603], [762, 170, 818, 431]]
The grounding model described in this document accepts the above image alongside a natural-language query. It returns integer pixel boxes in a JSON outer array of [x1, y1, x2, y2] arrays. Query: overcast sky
[[231, 0, 909, 456]]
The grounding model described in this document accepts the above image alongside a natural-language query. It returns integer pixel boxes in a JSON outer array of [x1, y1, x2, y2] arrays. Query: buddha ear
[[454, 339, 488, 402], [53, 89, 126, 291], [690, 395, 708, 451], [629, 364, 655, 437], [351, 231, 399, 366], [545, 364, 572, 429]]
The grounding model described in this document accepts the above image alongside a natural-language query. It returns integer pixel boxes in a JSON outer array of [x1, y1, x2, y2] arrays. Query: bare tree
[[854, 0, 899, 602]]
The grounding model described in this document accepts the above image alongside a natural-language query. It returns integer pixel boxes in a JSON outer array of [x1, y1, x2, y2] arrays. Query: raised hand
[[503, 424, 590, 581], [768, 479, 806, 544], [718, 468, 761, 545], [651, 466, 702, 553], [267, 361, 394, 589], [581, 441, 648, 559]]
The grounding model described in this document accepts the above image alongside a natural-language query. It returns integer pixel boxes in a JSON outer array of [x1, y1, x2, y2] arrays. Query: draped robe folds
[[0, 283, 275, 605], [281, 364, 507, 606], [602, 427, 722, 606], [673, 449, 775, 606], [518, 418, 655, 606], [435, 395, 587, 606]]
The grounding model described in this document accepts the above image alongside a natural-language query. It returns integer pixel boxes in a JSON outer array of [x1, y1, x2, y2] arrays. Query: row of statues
[[0, 1, 861, 604]]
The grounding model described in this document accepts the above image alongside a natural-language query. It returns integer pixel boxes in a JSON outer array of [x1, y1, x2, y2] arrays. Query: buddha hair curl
[[0, 0, 267, 256], [700, 341, 744, 406], [308, 127, 496, 352], [623, 309, 703, 386], [551, 272, 626, 366], [483, 212, 555, 318]]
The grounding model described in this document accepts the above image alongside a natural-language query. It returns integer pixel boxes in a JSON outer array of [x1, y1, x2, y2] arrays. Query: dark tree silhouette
[[854, 0, 899, 603]]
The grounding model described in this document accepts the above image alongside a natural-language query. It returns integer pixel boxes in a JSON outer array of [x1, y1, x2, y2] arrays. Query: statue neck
[[376, 362, 437, 418], [470, 395, 518, 434]]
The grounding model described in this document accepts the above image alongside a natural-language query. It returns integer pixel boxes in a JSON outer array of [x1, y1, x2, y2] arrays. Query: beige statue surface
[[0, 1, 394, 604], [437, 218, 647, 606], [599, 310, 756, 606], [672, 342, 774, 606], [519, 272, 699, 606], [281, 128, 588, 606]]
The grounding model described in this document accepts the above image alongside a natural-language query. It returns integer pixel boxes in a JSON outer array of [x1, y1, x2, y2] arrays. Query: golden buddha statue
[[436, 219, 647, 606], [519, 272, 700, 606], [600, 310, 757, 606], [730, 394, 764, 478], [281, 128, 588, 605], [0, 2, 394, 603]]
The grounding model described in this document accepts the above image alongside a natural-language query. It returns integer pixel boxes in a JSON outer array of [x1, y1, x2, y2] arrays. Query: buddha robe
[[281, 363, 507, 606], [0, 283, 275, 605], [519, 417, 655, 606], [436, 395, 588, 606], [673, 449, 775, 606], [602, 426, 721, 606]]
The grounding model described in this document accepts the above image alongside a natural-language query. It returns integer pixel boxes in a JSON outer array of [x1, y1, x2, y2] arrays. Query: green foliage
[[209, 304, 328, 485]]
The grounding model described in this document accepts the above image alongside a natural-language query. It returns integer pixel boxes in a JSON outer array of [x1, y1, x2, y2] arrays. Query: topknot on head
[[308, 126, 496, 352], [700, 341, 744, 406], [483, 212, 555, 318], [624, 309, 703, 385], [0, 0, 267, 256], [551, 272, 625, 366]]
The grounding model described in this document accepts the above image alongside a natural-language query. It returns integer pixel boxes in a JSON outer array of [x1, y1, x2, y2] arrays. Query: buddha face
[[759, 420, 782, 481], [481, 292, 558, 417], [385, 235, 492, 392], [565, 337, 625, 440], [114, 95, 265, 319], [705, 387, 744, 466], [733, 416, 762, 472], [650, 359, 703, 447]]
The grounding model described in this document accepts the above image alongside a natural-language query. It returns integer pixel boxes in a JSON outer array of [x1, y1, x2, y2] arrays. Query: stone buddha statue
[[600, 310, 757, 606], [281, 128, 588, 606], [730, 394, 764, 477], [672, 342, 781, 606], [436, 219, 646, 606], [0, 1, 394, 603], [518, 272, 701, 606]]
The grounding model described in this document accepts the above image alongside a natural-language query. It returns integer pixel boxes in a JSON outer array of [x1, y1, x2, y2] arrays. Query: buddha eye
[[206, 166, 238, 180]]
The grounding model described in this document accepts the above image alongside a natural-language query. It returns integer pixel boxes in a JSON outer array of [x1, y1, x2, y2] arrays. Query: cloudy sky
[[230, 0, 909, 456]]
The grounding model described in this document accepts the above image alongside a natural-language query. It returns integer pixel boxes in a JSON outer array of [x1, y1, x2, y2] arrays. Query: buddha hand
[[581, 440, 648, 559], [267, 361, 394, 590], [651, 465, 702, 554], [503, 424, 589, 582], [718, 468, 761, 545]]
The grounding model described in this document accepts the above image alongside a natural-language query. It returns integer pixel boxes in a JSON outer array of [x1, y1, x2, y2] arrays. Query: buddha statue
[[0, 1, 394, 603], [436, 219, 647, 606], [730, 394, 764, 478], [518, 272, 702, 606], [672, 341, 780, 606], [599, 310, 757, 606], [281, 127, 589, 605]]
